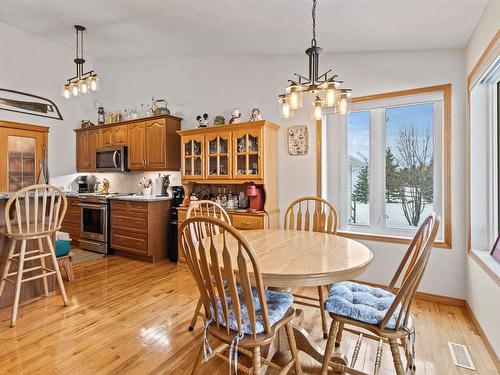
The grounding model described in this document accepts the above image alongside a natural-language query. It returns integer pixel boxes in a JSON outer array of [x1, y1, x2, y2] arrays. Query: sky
[[348, 102, 434, 163]]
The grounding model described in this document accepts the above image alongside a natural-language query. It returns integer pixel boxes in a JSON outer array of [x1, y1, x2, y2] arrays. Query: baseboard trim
[[464, 302, 500, 372]]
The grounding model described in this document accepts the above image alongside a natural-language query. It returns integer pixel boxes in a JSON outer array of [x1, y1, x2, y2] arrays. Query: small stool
[[57, 252, 75, 282]]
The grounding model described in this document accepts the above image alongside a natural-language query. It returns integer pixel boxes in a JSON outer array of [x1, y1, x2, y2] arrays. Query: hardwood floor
[[0, 256, 497, 374]]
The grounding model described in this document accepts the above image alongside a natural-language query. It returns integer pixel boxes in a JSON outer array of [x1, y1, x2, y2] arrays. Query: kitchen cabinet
[[181, 134, 204, 180], [100, 125, 128, 147], [76, 129, 99, 172], [206, 131, 231, 179], [110, 199, 171, 262], [232, 127, 263, 180], [128, 122, 146, 169], [60, 197, 81, 246], [145, 119, 167, 169]]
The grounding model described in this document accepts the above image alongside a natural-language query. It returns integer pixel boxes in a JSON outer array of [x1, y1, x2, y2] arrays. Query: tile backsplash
[[50, 171, 182, 194]]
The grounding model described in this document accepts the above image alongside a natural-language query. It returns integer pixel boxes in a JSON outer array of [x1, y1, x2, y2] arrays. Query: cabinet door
[[128, 122, 146, 170], [88, 130, 100, 170], [100, 128, 114, 147], [113, 125, 128, 146], [206, 131, 231, 179], [232, 128, 263, 180], [181, 134, 204, 180], [76, 131, 89, 171], [145, 119, 166, 169]]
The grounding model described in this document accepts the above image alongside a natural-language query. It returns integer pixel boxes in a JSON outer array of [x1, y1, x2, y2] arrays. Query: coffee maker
[[246, 183, 264, 212], [76, 175, 90, 193]]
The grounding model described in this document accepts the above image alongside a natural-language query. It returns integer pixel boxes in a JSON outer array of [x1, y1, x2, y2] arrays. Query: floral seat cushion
[[212, 287, 293, 335], [324, 281, 401, 329]]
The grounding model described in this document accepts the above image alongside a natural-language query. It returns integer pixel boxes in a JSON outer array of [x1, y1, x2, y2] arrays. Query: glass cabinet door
[[7, 136, 37, 191], [206, 132, 231, 179], [182, 135, 204, 179], [232, 129, 262, 180]]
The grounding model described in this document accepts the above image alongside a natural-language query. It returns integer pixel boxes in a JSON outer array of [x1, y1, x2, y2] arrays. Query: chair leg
[[252, 346, 261, 375], [285, 321, 303, 375], [317, 286, 328, 339], [11, 240, 27, 327], [389, 339, 405, 375], [0, 240, 16, 297], [321, 320, 339, 375], [401, 337, 415, 372], [189, 297, 203, 331], [37, 238, 49, 296], [45, 236, 68, 306], [190, 342, 205, 375], [335, 322, 344, 347]]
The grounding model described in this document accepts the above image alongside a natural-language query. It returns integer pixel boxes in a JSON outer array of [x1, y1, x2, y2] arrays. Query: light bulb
[[322, 82, 338, 107], [79, 79, 88, 94], [70, 83, 79, 97], [313, 97, 323, 120], [286, 84, 303, 110], [337, 90, 351, 115], [88, 76, 99, 91], [62, 85, 70, 99], [278, 95, 293, 119]]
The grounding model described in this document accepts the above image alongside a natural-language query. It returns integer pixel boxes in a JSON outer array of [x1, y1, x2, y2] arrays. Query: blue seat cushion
[[212, 286, 293, 335], [324, 281, 401, 329]]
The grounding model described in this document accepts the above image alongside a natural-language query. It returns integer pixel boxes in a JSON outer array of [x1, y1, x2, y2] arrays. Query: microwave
[[95, 146, 128, 172]]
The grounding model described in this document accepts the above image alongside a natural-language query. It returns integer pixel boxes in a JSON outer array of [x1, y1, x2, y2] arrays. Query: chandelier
[[62, 25, 98, 98], [278, 0, 351, 120]]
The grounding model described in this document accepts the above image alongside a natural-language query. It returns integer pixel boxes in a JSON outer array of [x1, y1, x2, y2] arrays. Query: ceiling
[[0, 0, 490, 59]]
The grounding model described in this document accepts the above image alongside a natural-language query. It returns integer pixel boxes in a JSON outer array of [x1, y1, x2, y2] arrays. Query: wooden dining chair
[[321, 214, 440, 375], [180, 216, 302, 375], [284, 196, 338, 339], [0, 184, 69, 327], [186, 200, 232, 331]]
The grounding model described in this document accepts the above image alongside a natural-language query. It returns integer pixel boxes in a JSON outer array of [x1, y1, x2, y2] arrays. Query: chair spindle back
[[4, 184, 68, 236], [284, 197, 338, 234], [186, 200, 231, 239], [180, 216, 270, 339]]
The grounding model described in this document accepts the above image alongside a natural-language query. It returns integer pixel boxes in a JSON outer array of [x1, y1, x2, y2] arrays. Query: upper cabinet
[[75, 115, 182, 172], [178, 120, 278, 184]]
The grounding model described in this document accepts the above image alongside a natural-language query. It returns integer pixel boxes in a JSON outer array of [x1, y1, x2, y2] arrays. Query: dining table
[[203, 228, 374, 372]]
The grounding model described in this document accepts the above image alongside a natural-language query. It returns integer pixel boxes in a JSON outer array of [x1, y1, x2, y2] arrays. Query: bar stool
[[0, 184, 69, 327]]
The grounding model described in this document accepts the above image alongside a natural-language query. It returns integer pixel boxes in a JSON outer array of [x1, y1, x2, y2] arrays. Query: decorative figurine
[[214, 115, 225, 125], [249, 107, 263, 122], [196, 113, 209, 127], [229, 108, 242, 124]]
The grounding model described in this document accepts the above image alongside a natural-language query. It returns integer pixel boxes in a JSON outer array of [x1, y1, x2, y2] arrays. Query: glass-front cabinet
[[232, 128, 263, 180], [206, 132, 231, 179], [182, 134, 204, 179]]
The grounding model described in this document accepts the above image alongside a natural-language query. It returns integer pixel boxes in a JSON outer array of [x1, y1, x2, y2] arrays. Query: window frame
[[322, 84, 452, 248]]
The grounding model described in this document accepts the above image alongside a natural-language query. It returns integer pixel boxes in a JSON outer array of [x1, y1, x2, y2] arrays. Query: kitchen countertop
[[108, 195, 173, 202], [0, 190, 79, 200]]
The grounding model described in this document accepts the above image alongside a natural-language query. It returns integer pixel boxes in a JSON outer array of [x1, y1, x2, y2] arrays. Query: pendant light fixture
[[62, 25, 99, 98], [278, 0, 351, 119]]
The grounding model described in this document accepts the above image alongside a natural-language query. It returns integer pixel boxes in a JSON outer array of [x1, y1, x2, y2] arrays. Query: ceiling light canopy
[[279, 0, 351, 119], [62, 25, 98, 98]]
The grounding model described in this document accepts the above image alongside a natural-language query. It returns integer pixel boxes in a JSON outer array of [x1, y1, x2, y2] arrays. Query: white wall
[[92, 49, 467, 299], [0, 23, 94, 177], [465, 1, 500, 360]]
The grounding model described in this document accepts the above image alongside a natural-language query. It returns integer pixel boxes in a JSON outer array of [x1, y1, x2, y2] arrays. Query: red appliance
[[246, 184, 264, 213]]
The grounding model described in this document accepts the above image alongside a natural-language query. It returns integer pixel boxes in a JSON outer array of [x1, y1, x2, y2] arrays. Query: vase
[[142, 187, 152, 197]]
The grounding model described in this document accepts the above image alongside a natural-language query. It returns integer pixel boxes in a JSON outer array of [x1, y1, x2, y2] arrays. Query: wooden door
[[145, 119, 166, 169], [88, 130, 100, 170], [76, 131, 89, 171], [128, 122, 146, 170], [100, 128, 114, 147], [206, 131, 231, 180], [232, 127, 263, 180], [181, 134, 204, 180], [113, 125, 128, 146]]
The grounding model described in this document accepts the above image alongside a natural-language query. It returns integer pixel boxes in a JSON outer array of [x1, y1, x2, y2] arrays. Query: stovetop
[[79, 192, 130, 204]]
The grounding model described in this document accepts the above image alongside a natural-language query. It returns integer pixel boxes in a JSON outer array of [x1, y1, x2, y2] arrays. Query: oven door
[[96, 147, 127, 172], [80, 203, 108, 242]]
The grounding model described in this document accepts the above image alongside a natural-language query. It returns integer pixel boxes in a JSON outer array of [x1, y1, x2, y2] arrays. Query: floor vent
[[448, 342, 476, 370]]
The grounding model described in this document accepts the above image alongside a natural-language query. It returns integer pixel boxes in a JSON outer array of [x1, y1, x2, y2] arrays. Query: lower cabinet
[[60, 197, 80, 246], [110, 199, 171, 262]]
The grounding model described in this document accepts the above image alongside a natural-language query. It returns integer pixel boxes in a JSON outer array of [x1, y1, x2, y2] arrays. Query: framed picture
[[491, 234, 500, 262], [287, 125, 309, 156]]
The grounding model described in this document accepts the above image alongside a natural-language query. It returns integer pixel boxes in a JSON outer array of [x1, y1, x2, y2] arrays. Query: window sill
[[469, 249, 500, 286], [337, 230, 451, 249]]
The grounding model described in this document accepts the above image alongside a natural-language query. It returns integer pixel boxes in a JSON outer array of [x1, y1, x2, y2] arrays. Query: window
[[325, 85, 451, 245]]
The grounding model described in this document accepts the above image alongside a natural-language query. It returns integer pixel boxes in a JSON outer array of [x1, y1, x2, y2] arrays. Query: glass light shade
[[337, 90, 352, 115], [88, 75, 99, 91], [278, 95, 294, 118], [78, 79, 88, 94], [322, 82, 339, 107], [286, 84, 303, 110], [313, 98, 323, 120], [62, 84, 70, 99], [70, 83, 79, 97]]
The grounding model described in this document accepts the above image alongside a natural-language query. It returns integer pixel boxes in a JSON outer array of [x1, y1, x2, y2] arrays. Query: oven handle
[[113, 150, 120, 168], [78, 203, 108, 210]]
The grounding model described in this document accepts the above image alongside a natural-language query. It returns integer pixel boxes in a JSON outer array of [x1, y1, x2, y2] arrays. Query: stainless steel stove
[[79, 193, 126, 254]]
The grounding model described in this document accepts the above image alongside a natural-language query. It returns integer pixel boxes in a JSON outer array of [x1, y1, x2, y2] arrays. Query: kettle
[[153, 99, 170, 115]]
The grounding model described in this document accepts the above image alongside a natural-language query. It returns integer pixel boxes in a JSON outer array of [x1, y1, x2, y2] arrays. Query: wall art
[[287, 125, 308, 155]]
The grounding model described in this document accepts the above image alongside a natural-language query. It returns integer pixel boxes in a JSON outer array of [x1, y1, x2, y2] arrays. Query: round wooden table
[[205, 228, 373, 371]]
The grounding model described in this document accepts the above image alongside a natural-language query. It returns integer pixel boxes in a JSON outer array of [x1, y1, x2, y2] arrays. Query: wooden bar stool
[[0, 184, 69, 327]]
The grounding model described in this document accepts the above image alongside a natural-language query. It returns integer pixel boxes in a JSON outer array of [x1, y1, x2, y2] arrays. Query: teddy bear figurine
[[249, 108, 263, 122], [196, 113, 209, 127], [229, 108, 242, 124]]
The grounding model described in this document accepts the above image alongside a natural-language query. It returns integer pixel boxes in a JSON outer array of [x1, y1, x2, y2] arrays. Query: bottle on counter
[[221, 187, 227, 207]]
